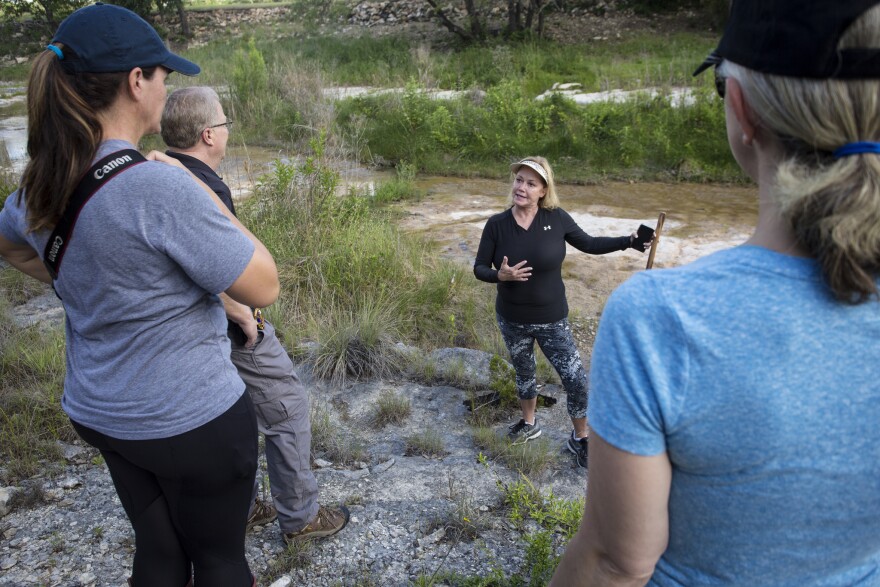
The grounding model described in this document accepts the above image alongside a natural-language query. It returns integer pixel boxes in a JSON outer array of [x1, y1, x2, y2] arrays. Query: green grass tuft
[[370, 389, 412, 428], [404, 430, 448, 458], [471, 426, 557, 478]]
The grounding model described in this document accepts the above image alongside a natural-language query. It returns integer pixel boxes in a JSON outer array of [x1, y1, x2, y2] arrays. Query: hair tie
[[46, 45, 64, 60], [832, 141, 880, 159]]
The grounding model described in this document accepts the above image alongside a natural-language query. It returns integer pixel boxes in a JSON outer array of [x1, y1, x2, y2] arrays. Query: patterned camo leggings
[[497, 314, 589, 419]]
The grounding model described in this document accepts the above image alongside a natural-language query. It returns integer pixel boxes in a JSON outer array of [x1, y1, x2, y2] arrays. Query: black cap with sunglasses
[[694, 0, 880, 79], [694, 0, 880, 158]]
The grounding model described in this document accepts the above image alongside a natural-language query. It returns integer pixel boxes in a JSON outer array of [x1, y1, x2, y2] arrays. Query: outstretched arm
[[550, 434, 671, 587], [559, 209, 635, 255]]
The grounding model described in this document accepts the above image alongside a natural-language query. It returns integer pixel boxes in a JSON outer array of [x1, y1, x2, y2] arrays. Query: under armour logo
[[543, 225, 551, 231]]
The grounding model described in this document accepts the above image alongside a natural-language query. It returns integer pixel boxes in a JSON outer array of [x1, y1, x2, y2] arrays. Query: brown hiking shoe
[[283, 505, 350, 544], [247, 499, 277, 530]]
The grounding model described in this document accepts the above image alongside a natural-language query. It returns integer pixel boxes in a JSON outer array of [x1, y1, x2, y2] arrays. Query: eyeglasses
[[208, 120, 233, 129], [714, 67, 727, 99]]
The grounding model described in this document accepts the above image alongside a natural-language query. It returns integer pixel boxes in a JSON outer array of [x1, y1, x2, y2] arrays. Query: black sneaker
[[507, 418, 542, 445], [567, 431, 588, 468]]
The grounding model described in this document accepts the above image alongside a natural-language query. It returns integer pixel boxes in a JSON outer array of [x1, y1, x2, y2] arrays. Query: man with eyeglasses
[[161, 86, 350, 545]]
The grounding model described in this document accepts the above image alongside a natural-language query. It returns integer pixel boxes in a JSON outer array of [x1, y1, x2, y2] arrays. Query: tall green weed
[[240, 135, 498, 366], [0, 296, 72, 483], [231, 37, 268, 102]]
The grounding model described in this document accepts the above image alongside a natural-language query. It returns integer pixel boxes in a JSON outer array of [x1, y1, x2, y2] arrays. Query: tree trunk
[[423, 0, 474, 41], [506, 0, 519, 33], [523, 0, 531, 28], [463, 0, 483, 39], [536, 1, 545, 37], [175, 0, 190, 37], [39, 0, 57, 29]]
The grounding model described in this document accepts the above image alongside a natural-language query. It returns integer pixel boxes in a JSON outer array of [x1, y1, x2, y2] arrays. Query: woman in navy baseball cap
[[0, 4, 278, 586], [550, 1, 880, 585]]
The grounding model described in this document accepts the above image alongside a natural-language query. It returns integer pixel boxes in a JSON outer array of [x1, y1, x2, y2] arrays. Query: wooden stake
[[646, 212, 666, 270]]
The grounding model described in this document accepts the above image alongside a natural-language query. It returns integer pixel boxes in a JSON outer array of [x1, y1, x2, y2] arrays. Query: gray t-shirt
[[0, 140, 254, 440], [590, 245, 880, 586]]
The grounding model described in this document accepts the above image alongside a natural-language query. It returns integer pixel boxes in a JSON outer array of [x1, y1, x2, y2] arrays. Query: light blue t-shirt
[[589, 245, 880, 586], [0, 140, 254, 440]]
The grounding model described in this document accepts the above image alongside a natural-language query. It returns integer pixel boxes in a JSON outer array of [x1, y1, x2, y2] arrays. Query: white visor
[[510, 159, 548, 184]]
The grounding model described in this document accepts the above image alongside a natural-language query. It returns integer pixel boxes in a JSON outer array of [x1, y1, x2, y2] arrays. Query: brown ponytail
[[19, 45, 153, 233]]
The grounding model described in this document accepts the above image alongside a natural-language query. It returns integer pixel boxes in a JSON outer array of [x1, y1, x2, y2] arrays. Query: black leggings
[[72, 393, 257, 587]]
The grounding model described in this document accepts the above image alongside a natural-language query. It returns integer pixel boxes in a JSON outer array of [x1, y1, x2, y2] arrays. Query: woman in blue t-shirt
[[474, 156, 646, 468], [0, 5, 277, 586], [550, 2, 880, 586]]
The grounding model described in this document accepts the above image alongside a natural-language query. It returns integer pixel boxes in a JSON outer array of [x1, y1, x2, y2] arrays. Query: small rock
[[268, 577, 292, 587], [1, 557, 17, 570], [44, 488, 65, 501], [8, 536, 26, 548], [59, 476, 81, 490], [60, 442, 88, 462], [341, 468, 370, 480], [371, 458, 395, 474], [314, 458, 333, 468], [418, 527, 445, 547], [0, 487, 11, 517]]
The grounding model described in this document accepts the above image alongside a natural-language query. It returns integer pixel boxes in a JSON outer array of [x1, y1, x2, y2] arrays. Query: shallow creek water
[[399, 176, 758, 318]]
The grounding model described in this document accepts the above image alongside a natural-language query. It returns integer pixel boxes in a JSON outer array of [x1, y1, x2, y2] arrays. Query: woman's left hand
[[630, 232, 653, 253], [146, 150, 188, 170]]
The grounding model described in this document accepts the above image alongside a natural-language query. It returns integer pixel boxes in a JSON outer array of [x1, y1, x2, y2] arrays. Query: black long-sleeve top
[[474, 207, 631, 324]]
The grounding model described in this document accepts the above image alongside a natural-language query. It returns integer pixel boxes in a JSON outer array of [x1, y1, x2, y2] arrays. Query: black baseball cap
[[52, 3, 200, 76], [694, 0, 880, 78]]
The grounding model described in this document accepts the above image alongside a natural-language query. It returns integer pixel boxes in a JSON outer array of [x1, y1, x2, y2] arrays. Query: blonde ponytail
[[720, 5, 880, 303]]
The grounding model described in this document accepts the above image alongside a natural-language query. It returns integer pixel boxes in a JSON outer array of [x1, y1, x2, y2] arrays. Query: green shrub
[[239, 137, 498, 356], [310, 299, 405, 386], [500, 476, 583, 540], [337, 82, 737, 182], [231, 37, 268, 104], [372, 160, 422, 204]]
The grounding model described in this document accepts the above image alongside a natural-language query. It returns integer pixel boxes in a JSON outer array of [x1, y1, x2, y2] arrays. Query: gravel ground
[[1, 356, 590, 587]]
